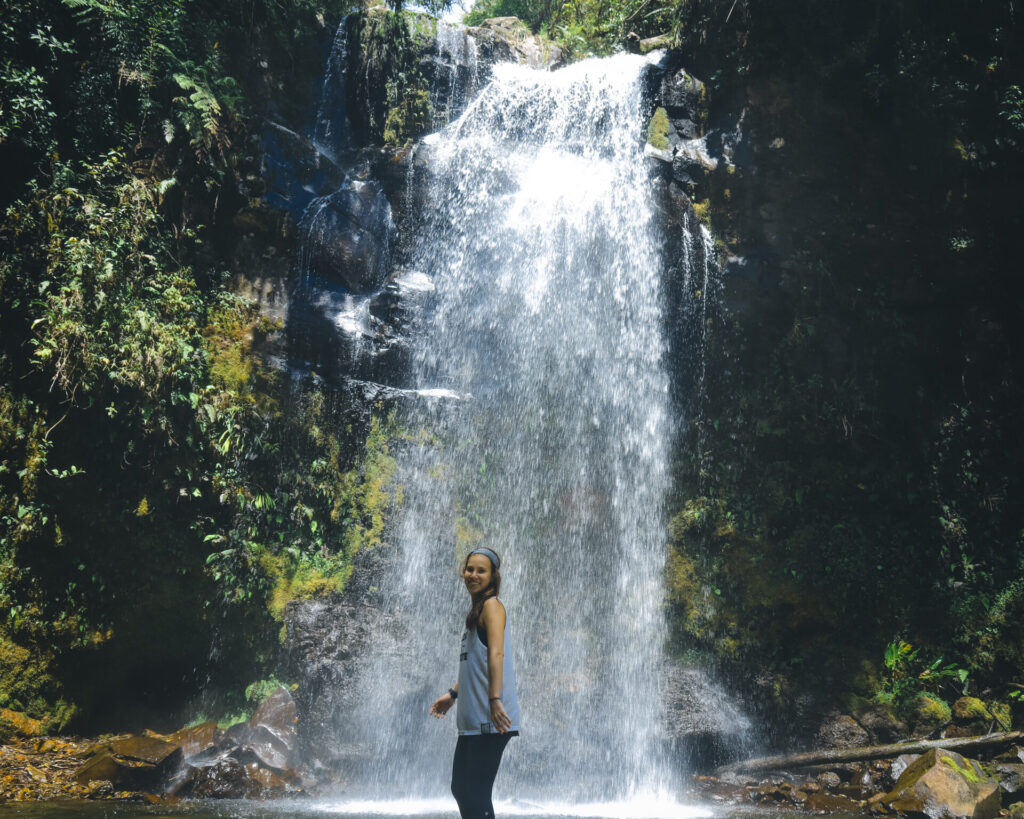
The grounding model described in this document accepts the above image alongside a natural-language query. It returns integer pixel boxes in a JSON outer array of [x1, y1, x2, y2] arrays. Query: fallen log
[[716, 730, 1024, 776]]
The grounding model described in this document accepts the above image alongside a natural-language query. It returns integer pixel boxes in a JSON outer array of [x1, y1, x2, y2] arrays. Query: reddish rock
[[250, 686, 297, 748], [247, 686, 298, 771], [74, 734, 183, 789], [168, 721, 219, 759], [108, 735, 181, 765]]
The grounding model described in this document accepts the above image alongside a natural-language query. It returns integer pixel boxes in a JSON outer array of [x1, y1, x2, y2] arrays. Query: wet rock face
[[264, 12, 566, 395], [662, 665, 753, 769], [465, 17, 562, 69], [304, 180, 395, 295], [284, 545, 404, 771]]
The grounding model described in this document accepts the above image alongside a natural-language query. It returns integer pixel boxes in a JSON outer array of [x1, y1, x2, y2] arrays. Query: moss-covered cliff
[[658, 0, 1024, 741]]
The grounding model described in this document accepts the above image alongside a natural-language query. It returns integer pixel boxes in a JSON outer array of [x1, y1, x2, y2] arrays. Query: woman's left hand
[[489, 698, 511, 734]]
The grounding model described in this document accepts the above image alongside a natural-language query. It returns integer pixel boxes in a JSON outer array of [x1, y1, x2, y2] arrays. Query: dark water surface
[[0, 801, 864, 819]]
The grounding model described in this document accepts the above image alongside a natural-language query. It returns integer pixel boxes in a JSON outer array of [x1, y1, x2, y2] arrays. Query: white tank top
[[456, 602, 521, 735]]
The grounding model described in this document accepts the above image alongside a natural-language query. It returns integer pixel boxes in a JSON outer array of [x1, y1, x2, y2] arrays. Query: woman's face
[[463, 553, 493, 596]]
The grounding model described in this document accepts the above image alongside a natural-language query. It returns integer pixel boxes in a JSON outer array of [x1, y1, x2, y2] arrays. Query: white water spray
[[329, 53, 702, 815]]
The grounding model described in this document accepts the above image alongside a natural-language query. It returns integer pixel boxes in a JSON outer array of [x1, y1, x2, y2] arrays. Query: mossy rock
[[1008, 801, 1024, 817], [647, 107, 670, 151], [953, 696, 992, 722], [911, 692, 952, 734]]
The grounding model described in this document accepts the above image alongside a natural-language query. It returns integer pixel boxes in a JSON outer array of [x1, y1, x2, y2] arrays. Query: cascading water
[[325, 53, 709, 816]]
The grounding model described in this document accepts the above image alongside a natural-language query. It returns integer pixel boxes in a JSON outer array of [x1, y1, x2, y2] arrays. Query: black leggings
[[450, 733, 514, 819]]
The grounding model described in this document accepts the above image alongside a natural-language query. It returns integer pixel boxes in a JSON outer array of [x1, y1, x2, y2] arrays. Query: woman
[[429, 547, 520, 819]]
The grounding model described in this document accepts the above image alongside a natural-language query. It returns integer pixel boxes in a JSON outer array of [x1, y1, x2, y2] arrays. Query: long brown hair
[[464, 550, 502, 631]]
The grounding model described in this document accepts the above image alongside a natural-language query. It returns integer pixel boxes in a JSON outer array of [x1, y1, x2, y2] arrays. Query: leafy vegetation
[[0, 0, 407, 731], [2, 0, 1022, 743]]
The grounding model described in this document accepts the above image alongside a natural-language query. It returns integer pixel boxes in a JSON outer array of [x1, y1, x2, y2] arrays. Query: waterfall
[[322, 52, 705, 813]]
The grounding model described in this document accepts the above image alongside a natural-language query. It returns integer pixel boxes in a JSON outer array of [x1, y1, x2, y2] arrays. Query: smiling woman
[[429, 548, 520, 819]]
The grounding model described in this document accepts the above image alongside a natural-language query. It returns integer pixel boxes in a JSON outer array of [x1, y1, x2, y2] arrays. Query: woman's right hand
[[429, 692, 455, 718]]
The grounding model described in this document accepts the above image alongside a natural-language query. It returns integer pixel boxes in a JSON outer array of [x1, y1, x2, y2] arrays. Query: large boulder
[[882, 748, 1001, 819], [855, 703, 909, 744], [815, 712, 870, 749], [948, 697, 995, 738]]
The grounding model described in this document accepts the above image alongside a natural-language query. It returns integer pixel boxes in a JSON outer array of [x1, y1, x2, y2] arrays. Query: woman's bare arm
[[429, 683, 458, 718], [482, 597, 511, 733]]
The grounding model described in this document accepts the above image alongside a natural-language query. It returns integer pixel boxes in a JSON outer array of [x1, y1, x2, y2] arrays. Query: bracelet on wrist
[[448, 687, 458, 700], [489, 696, 501, 701]]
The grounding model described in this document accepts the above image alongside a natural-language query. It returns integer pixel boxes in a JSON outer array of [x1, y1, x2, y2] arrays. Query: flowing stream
[[326, 53, 703, 816]]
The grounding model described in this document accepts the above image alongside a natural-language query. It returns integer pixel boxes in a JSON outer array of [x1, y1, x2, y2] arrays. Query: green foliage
[[0, 0, 376, 729], [879, 640, 967, 712], [463, 0, 675, 55], [244, 677, 291, 705]]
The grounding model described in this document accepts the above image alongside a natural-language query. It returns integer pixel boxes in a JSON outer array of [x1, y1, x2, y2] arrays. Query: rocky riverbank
[[0, 688, 306, 803], [4, 692, 1024, 817], [692, 702, 1024, 819]]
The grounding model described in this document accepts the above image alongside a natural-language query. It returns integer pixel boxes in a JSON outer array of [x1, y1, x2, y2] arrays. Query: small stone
[[817, 771, 842, 790], [995, 763, 1024, 794], [86, 780, 113, 799]]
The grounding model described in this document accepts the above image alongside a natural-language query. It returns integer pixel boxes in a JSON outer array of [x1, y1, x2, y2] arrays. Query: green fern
[[60, 0, 127, 19]]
